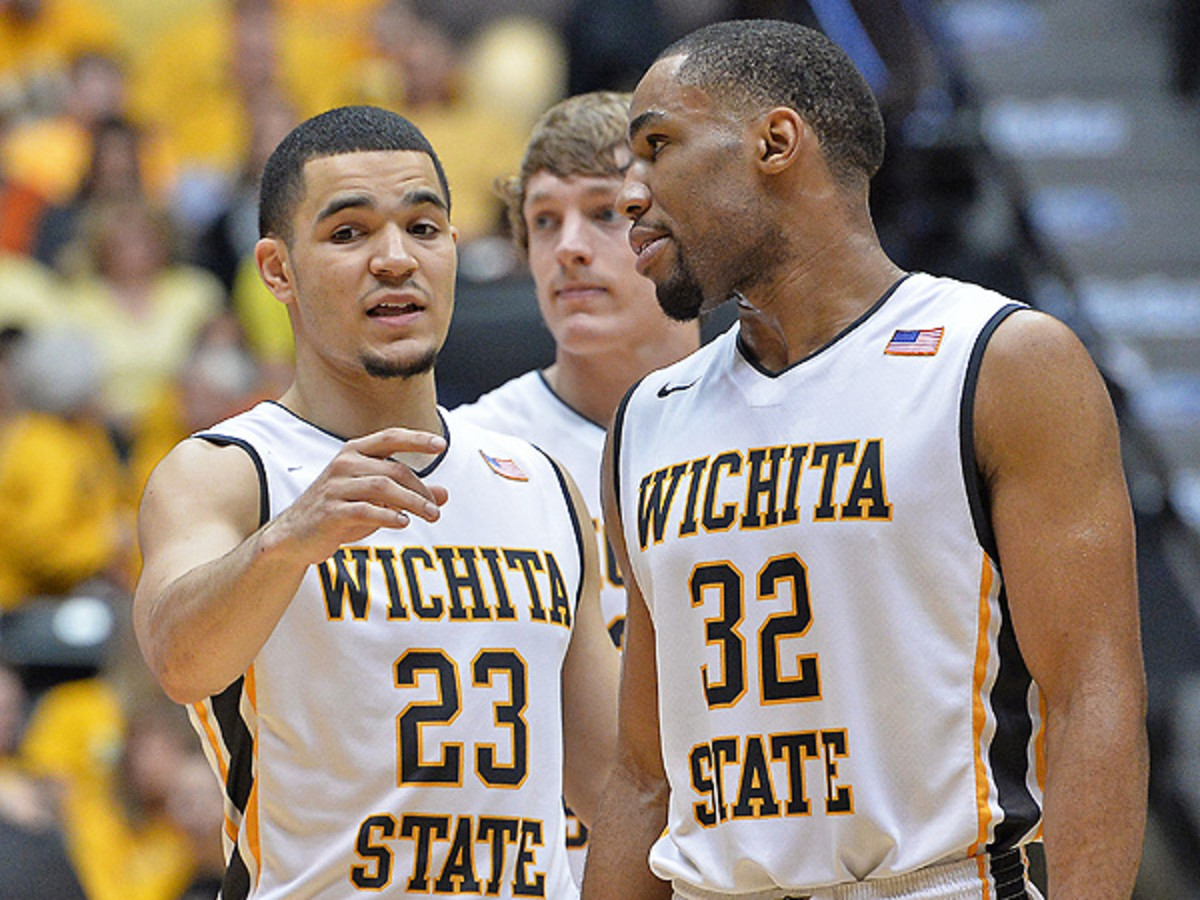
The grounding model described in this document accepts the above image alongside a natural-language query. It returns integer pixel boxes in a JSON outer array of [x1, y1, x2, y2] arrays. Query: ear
[[754, 107, 807, 175], [254, 236, 295, 305]]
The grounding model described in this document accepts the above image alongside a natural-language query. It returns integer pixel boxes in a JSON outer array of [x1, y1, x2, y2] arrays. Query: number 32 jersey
[[189, 402, 583, 899], [611, 274, 1041, 894]]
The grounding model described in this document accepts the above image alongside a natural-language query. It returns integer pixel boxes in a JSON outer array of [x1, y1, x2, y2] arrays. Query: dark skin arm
[[580, 427, 673, 900], [976, 310, 1147, 898]]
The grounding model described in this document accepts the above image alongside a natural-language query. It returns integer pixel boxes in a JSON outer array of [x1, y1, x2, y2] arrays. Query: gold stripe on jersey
[[971, 553, 997, 858]]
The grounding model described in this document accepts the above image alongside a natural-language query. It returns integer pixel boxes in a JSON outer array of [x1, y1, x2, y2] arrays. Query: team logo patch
[[884, 326, 944, 356], [480, 450, 528, 481]]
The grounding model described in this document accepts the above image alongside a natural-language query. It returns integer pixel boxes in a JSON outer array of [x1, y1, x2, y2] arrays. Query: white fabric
[[189, 402, 583, 899], [614, 274, 1041, 896]]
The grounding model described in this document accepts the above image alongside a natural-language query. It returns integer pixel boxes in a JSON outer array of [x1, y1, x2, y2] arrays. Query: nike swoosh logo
[[656, 379, 699, 398]]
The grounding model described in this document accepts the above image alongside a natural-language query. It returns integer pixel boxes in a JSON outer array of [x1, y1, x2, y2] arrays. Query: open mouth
[[367, 300, 422, 317]]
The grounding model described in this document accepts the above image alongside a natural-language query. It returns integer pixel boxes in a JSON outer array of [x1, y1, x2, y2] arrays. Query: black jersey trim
[[987, 584, 1042, 854], [535, 369, 607, 431], [219, 843, 252, 900], [989, 847, 1031, 899], [196, 434, 269, 528], [535, 447, 588, 611], [735, 273, 913, 377], [609, 380, 641, 523], [959, 303, 1026, 563]]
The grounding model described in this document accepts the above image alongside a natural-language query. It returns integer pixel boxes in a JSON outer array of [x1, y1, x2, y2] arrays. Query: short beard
[[362, 347, 438, 379], [655, 254, 705, 322]]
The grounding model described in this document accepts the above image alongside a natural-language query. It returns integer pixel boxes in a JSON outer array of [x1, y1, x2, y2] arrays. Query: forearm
[[137, 521, 311, 704], [1040, 685, 1148, 899], [581, 760, 671, 900]]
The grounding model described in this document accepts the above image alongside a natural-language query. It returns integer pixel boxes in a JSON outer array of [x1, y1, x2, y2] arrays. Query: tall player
[[449, 92, 699, 881], [583, 20, 1147, 900], [133, 106, 617, 899]]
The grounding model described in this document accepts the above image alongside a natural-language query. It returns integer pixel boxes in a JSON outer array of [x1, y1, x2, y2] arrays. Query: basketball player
[[582, 20, 1147, 900], [451, 90, 699, 648], [133, 106, 617, 899], [448, 90, 699, 884]]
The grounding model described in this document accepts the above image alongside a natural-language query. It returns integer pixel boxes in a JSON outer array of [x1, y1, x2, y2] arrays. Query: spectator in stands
[[22, 685, 202, 900], [65, 197, 225, 450], [128, 0, 363, 211], [0, 0, 123, 111], [0, 660, 89, 899], [0, 327, 127, 611], [33, 115, 148, 272], [342, 0, 528, 243]]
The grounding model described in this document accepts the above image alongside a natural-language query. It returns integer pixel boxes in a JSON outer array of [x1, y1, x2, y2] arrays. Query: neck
[[736, 230, 904, 373], [547, 331, 698, 426], [280, 365, 443, 452]]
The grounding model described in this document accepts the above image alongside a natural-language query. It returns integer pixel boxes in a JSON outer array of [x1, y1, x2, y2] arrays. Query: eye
[[594, 206, 621, 224], [645, 135, 667, 160], [530, 212, 559, 232], [330, 224, 362, 243], [410, 221, 441, 237]]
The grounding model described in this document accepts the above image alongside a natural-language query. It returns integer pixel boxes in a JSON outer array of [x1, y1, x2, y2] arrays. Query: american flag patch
[[480, 450, 528, 481], [884, 327, 944, 356]]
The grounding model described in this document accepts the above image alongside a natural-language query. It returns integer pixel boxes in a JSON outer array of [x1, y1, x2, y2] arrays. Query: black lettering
[[810, 442, 857, 520], [398, 814, 450, 892], [351, 814, 395, 889], [637, 463, 689, 549], [741, 446, 787, 529], [318, 547, 371, 619], [840, 439, 892, 520], [702, 452, 742, 532], [434, 815, 482, 893], [436, 546, 491, 620]]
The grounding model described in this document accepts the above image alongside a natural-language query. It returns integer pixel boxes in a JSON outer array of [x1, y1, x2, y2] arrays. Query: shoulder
[[974, 309, 1114, 478], [448, 370, 547, 430]]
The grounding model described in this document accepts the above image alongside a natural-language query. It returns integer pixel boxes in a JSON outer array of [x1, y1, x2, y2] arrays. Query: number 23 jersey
[[190, 402, 583, 899], [611, 274, 1041, 892]]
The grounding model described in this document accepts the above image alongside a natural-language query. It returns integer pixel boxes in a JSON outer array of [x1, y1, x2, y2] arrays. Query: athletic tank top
[[612, 273, 1040, 894], [450, 371, 627, 646], [189, 402, 584, 899]]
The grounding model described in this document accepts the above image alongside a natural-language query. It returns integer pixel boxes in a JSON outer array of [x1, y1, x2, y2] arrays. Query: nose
[[371, 224, 418, 280], [618, 168, 651, 222], [554, 210, 593, 268]]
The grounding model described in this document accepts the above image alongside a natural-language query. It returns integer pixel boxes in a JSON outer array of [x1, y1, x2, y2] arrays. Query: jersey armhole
[[535, 447, 588, 612], [194, 433, 270, 529], [959, 303, 1026, 565]]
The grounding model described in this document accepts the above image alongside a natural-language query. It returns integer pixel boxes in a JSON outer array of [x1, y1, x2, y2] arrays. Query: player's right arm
[[134, 428, 448, 705], [580, 428, 672, 900]]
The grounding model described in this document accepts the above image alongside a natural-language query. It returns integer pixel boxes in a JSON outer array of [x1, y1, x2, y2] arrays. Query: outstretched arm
[[580, 430, 672, 900], [134, 427, 448, 704], [976, 310, 1147, 898]]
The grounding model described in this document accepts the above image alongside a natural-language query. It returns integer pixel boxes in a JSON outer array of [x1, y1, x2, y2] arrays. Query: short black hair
[[258, 105, 452, 241], [659, 19, 885, 184]]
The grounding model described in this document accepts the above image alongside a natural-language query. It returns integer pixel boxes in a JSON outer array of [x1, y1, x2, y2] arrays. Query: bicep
[[133, 439, 262, 628], [975, 311, 1142, 701]]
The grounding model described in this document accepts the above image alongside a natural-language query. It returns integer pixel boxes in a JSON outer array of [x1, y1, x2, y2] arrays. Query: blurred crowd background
[[0, 0, 1198, 897]]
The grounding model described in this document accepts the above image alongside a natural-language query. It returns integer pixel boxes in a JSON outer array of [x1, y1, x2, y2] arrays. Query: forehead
[[524, 170, 623, 206], [629, 55, 718, 136], [298, 150, 446, 213]]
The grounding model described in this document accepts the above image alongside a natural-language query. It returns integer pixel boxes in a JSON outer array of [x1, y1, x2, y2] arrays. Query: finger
[[343, 473, 444, 523], [350, 427, 446, 460]]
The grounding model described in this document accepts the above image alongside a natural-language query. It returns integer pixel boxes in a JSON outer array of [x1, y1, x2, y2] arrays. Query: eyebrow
[[628, 110, 666, 143], [314, 187, 448, 224]]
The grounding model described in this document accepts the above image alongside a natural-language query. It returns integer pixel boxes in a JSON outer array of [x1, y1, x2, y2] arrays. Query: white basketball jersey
[[449, 372, 624, 884], [188, 402, 583, 900], [612, 274, 1040, 897], [450, 372, 627, 645]]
